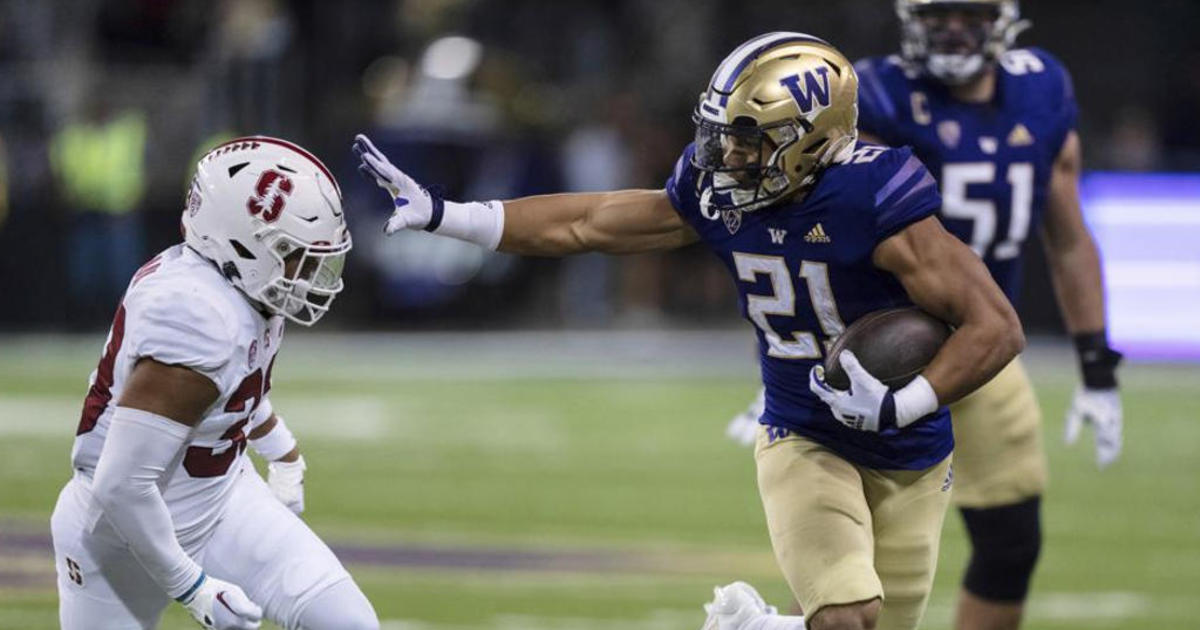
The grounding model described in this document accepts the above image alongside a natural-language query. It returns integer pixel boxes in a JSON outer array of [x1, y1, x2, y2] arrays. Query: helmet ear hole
[[229, 240, 257, 260], [802, 138, 829, 158]]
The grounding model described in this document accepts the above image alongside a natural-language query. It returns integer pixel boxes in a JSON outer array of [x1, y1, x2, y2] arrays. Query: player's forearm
[[499, 189, 687, 256], [923, 305, 1024, 404], [497, 193, 603, 256], [249, 412, 301, 462], [90, 407, 204, 599], [1045, 234, 1106, 334]]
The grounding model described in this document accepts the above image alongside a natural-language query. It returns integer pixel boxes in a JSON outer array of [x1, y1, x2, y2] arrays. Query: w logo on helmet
[[247, 170, 294, 222], [779, 66, 831, 114]]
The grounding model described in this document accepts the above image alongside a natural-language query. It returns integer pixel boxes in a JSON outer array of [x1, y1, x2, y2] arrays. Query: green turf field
[[1, 333, 1197, 629]]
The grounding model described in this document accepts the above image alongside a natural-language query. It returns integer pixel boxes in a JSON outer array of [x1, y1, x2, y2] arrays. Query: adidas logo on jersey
[[804, 223, 831, 243], [1007, 123, 1035, 147]]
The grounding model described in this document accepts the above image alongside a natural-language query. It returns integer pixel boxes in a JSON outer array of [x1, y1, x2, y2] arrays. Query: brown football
[[822, 307, 952, 390]]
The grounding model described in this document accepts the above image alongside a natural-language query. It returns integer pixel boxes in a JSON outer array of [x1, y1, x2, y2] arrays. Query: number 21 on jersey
[[733, 253, 846, 359]]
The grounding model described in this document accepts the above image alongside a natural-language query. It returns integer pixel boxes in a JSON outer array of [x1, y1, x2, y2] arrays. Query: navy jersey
[[666, 142, 953, 470], [855, 48, 1078, 302]]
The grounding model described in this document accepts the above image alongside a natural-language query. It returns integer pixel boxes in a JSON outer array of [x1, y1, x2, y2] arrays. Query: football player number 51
[[734, 253, 846, 360], [941, 162, 1034, 260]]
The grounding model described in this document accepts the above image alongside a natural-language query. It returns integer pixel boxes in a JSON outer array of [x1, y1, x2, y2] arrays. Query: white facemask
[[925, 53, 986, 85]]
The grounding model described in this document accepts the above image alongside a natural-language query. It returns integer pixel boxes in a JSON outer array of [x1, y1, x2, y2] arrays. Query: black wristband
[[1073, 331, 1122, 389], [423, 193, 445, 233]]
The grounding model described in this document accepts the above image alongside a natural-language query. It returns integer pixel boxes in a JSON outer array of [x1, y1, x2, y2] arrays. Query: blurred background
[[1, 1, 1198, 629], [0, 0, 1198, 346]]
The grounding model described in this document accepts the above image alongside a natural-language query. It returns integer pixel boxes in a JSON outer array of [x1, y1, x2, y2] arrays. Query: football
[[822, 306, 952, 390]]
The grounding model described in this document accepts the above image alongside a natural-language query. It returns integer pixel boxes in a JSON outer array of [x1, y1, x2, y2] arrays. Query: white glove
[[809, 351, 939, 433], [267, 455, 306, 514], [701, 581, 781, 630], [352, 134, 436, 234], [725, 389, 765, 447], [809, 351, 893, 432], [179, 574, 262, 630], [1064, 387, 1123, 468]]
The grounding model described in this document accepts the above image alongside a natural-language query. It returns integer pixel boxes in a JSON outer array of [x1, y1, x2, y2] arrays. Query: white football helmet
[[182, 136, 352, 326]]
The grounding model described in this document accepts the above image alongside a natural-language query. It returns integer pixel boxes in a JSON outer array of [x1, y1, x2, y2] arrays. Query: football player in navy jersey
[[358, 33, 1023, 630], [727, 3, 1123, 630]]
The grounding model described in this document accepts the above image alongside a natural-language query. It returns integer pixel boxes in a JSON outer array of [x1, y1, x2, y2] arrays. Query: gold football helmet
[[897, 0, 1029, 84], [692, 32, 858, 213]]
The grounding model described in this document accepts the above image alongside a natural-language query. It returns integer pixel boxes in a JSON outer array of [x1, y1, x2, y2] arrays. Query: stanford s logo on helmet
[[692, 32, 859, 214], [181, 136, 352, 326], [247, 170, 294, 223]]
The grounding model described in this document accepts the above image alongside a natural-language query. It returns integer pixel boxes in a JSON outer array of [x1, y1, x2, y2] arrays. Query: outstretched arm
[[499, 190, 698, 255], [873, 216, 1025, 404], [354, 134, 697, 257]]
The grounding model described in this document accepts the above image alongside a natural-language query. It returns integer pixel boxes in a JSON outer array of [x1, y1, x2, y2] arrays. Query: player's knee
[[960, 496, 1042, 602], [331, 608, 380, 630], [808, 599, 881, 630], [295, 579, 379, 630]]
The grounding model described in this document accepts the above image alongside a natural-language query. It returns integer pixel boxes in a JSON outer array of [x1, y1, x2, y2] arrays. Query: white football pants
[[51, 466, 378, 629]]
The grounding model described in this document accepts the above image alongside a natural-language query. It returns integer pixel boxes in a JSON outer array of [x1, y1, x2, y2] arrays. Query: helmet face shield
[[897, 0, 1025, 85], [259, 231, 351, 326], [183, 136, 352, 327], [691, 111, 798, 212], [915, 4, 999, 57]]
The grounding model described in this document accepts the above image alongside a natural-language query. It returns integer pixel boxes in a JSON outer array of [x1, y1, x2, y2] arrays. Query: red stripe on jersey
[[78, 304, 127, 435], [208, 136, 341, 197]]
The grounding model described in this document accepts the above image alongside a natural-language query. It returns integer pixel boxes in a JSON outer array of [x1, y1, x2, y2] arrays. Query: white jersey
[[72, 244, 285, 547]]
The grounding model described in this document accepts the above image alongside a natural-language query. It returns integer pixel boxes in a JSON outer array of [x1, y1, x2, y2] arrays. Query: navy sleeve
[[1030, 48, 1079, 156], [869, 147, 941, 242], [664, 143, 701, 222], [853, 58, 903, 145]]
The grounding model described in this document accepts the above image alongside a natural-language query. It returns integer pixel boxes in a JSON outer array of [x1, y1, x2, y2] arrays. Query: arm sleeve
[[124, 286, 237, 393], [870, 148, 942, 242], [90, 406, 205, 599]]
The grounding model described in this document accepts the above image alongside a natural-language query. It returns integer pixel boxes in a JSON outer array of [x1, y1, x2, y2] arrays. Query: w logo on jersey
[[779, 66, 831, 114], [768, 228, 788, 244]]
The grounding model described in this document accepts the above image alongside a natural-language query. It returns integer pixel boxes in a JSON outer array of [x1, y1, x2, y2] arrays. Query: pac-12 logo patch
[[247, 170, 294, 222], [186, 176, 203, 217]]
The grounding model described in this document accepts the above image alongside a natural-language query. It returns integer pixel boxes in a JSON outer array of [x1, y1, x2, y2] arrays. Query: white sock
[[744, 613, 806, 630]]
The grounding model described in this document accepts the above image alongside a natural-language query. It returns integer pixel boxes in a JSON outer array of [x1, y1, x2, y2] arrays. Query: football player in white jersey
[[51, 137, 378, 630]]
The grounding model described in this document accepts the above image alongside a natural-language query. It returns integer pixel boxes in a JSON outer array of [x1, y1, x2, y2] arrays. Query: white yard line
[[0, 395, 389, 440], [922, 591, 1154, 629]]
